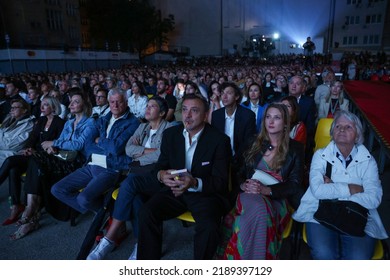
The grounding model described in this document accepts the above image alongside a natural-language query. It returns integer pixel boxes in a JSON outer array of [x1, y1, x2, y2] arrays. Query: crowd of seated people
[[0, 51, 388, 259]]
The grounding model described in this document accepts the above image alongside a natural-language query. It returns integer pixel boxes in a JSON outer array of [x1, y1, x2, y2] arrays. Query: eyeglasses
[[95, 96, 107, 99], [10, 106, 23, 110]]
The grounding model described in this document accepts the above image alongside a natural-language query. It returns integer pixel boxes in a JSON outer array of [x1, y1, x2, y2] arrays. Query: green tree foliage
[[86, 0, 174, 58]]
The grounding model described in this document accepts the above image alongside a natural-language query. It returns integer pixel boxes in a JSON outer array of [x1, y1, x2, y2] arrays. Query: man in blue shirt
[[51, 88, 140, 214]]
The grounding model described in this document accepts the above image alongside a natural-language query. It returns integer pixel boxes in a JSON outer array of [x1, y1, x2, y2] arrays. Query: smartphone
[[170, 169, 189, 179]]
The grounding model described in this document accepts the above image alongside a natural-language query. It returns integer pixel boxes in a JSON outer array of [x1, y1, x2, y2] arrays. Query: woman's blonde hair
[[325, 80, 345, 104], [42, 96, 62, 116], [244, 103, 290, 171]]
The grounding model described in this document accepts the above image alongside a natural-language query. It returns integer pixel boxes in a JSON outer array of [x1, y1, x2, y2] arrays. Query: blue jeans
[[112, 173, 162, 238], [51, 165, 120, 213], [306, 222, 376, 260]]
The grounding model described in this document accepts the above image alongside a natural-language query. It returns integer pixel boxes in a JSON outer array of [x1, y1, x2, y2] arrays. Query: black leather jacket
[[238, 139, 305, 210]]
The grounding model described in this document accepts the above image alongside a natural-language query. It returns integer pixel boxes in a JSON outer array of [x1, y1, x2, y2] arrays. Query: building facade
[[0, 0, 388, 56], [153, 0, 389, 56], [333, 0, 388, 52], [0, 0, 81, 50]]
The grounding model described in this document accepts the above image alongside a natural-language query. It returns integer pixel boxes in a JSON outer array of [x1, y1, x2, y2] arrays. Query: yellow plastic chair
[[282, 214, 294, 240], [177, 165, 233, 224], [314, 118, 333, 152], [302, 223, 387, 259], [112, 188, 119, 200], [177, 211, 195, 223]]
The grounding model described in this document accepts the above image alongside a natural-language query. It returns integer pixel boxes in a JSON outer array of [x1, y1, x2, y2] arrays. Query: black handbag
[[53, 150, 79, 161], [32, 151, 84, 221], [313, 162, 368, 237]]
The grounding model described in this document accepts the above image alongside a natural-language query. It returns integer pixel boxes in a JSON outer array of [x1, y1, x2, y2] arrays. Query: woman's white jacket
[[0, 115, 35, 165], [293, 141, 388, 239]]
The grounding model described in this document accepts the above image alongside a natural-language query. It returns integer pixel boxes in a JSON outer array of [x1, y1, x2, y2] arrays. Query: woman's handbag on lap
[[313, 162, 368, 237], [53, 150, 79, 161]]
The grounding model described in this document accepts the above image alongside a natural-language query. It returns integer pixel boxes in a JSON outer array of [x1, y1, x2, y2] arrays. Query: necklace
[[329, 98, 339, 116]]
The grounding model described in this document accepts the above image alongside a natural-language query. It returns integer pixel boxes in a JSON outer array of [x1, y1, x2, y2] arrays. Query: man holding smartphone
[[138, 93, 232, 260]]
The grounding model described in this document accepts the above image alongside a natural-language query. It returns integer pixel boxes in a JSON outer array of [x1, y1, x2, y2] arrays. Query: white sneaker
[[128, 243, 138, 260], [87, 237, 115, 260]]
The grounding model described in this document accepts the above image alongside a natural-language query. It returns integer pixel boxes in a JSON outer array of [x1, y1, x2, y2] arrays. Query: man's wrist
[[157, 170, 164, 183], [192, 178, 198, 189]]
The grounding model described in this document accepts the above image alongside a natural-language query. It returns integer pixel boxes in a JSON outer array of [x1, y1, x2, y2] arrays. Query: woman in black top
[[0, 96, 65, 225]]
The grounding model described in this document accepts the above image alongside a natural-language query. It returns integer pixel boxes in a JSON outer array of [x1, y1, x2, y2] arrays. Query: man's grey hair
[[108, 88, 126, 101]]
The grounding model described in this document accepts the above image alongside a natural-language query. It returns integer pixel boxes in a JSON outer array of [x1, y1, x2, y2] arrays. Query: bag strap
[[326, 161, 332, 178]]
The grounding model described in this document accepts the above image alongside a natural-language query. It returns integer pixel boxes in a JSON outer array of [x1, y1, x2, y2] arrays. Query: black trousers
[[0, 155, 29, 205], [138, 188, 226, 260]]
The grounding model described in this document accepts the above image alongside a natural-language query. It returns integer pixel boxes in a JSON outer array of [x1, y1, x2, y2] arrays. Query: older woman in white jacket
[[293, 110, 388, 260], [0, 99, 35, 166]]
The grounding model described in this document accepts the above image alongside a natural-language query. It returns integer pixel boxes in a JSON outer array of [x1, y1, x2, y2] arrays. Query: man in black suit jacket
[[211, 82, 257, 162], [289, 75, 317, 163], [211, 82, 257, 202], [137, 94, 232, 260]]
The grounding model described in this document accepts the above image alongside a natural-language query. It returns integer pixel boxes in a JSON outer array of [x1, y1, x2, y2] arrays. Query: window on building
[[343, 36, 358, 46], [66, 2, 77, 16], [68, 26, 79, 40], [81, 32, 90, 44], [81, 18, 88, 25], [366, 14, 383, 24], [345, 15, 360, 25], [46, 9, 63, 31]]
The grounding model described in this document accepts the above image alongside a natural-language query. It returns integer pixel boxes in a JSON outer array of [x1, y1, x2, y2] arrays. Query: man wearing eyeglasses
[[92, 88, 110, 119], [2, 81, 24, 121]]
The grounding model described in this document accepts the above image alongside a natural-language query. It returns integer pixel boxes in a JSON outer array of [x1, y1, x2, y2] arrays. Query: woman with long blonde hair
[[217, 103, 305, 259], [318, 80, 349, 120]]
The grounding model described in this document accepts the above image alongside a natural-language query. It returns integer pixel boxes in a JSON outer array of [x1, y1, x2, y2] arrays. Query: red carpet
[[344, 81, 390, 147]]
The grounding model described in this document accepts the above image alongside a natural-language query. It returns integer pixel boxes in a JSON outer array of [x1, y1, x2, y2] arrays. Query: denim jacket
[[86, 109, 140, 171], [53, 115, 97, 158]]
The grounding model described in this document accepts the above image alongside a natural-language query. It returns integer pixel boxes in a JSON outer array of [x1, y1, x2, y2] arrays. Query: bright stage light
[[273, 33, 280, 40]]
